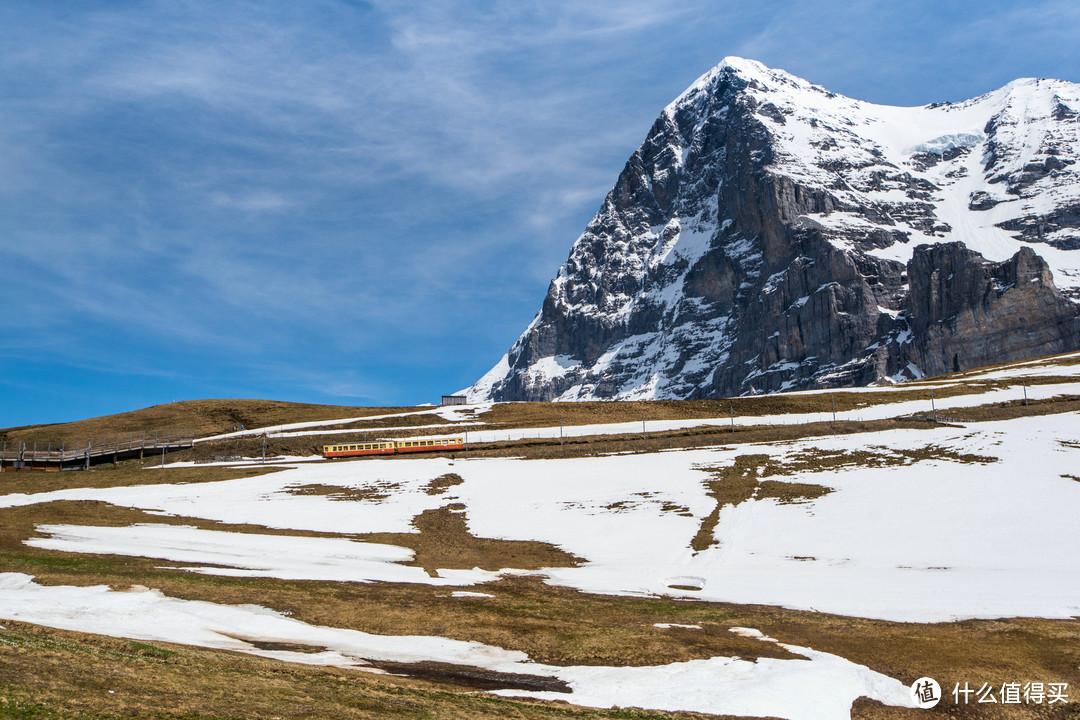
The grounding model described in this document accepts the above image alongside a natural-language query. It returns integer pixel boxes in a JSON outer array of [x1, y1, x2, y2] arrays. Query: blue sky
[[2, 0, 1079, 428]]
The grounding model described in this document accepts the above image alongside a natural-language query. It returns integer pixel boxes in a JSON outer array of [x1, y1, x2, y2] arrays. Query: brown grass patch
[[0, 463, 283, 496], [756, 480, 832, 505], [368, 506, 582, 577], [773, 445, 998, 474], [425, 473, 465, 496], [944, 395, 1080, 423], [284, 482, 403, 502]]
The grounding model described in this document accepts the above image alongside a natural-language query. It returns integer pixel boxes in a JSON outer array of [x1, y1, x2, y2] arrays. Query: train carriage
[[394, 438, 464, 454], [323, 441, 395, 458], [322, 438, 464, 459]]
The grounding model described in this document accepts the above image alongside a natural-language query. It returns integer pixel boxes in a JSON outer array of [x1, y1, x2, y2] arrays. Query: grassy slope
[[0, 399, 413, 447]]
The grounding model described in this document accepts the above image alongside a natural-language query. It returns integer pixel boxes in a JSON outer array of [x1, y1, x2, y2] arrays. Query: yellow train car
[[393, 438, 464, 454], [323, 441, 395, 458], [322, 438, 464, 459]]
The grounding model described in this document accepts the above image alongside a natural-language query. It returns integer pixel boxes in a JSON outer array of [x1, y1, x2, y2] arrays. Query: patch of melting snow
[[0, 573, 914, 720], [729, 627, 778, 642], [25, 523, 505, 587]]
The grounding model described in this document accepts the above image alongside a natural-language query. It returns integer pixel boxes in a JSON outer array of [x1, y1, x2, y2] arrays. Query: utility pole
[[642, 412, 646, 441], [930, 388, 937, 423], [831, 395, 837, 423], [1023, 381, 1029, 406], [730, 405, 734, 433]]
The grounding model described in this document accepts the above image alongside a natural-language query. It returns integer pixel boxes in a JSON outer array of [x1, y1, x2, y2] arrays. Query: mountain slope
[[469, 58, 1080, 401]]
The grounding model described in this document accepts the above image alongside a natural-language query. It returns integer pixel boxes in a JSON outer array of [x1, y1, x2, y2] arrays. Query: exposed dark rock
[[907, 243, 1080, 375], [996, 204, 1080, 250], [968, 191, 1000, 211]]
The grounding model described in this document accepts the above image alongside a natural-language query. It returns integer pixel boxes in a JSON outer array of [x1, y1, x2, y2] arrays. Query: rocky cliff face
[[908, 243, 1080, 377], [468, 58, 1080, 401]]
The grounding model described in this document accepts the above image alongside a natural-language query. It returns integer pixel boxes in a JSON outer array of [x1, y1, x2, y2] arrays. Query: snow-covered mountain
[[469, 57, 1080, 401]]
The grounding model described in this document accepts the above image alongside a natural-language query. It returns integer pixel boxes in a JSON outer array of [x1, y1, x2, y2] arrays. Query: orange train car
[[323, 438, 464, 459]]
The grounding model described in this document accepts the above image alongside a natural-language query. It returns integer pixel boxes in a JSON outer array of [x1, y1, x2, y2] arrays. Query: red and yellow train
[[323, 438, 464, 458]]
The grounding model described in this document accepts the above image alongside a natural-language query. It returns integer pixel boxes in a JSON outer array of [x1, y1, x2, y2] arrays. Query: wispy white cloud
[[209, 190, 295, 214]]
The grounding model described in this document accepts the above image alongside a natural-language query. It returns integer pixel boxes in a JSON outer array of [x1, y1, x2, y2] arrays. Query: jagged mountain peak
[[671, 56, 828, 105], [467, 59, 1080, 402]]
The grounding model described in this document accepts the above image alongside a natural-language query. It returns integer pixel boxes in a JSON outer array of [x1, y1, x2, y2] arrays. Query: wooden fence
[[0, 430, 195, 470]]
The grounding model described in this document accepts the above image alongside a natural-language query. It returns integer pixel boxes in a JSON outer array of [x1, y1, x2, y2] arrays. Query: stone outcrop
[[907, 243, 1080, 376]]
